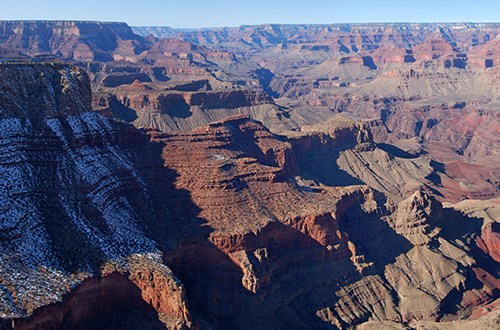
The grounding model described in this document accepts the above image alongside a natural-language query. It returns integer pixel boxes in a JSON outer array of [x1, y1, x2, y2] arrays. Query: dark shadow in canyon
[[377, 143, 418, 159], [432, 208, 500, 316], [107, 96, 139, 122], [254, 68, 279, 98], [437, 208, 499, 273], [362, 56, 378, 70], [10, 273, 166, 330], [436, 208, 483, 246], [102, 73, 152, 87], [132, 132, 210, 249], [298, 150, 365, 187], [151, 68, 170, 82], [157, 95, 192, 119], [289, 136, 365, 187], [427, 160, 446, 187], [140, 129, 416, 329], [338, 192, 413, 266]]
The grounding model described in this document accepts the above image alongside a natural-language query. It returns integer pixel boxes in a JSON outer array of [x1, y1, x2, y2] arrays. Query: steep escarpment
[[148, 115, 499, 328], [283, 116, 437, 201], [1, 21, 497, 203], [149, 116, 397, 328], [0, 63, 192, 329], [316, 190, 499, 327], [95, 88, 286, 132], [0, 61, 498, 329], [0, 63, 91, 118], [0, 21, 147, 61]]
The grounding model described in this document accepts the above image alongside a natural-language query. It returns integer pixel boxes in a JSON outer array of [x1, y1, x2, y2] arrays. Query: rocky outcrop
[[477, 222, 500, 262], [147, 115, 498, 328], [0, 21, 147, 61], [149, 116, 395, 328], [0, 63, 91, 118], [6, 260, 192, 330], [393, 190, 442, 243], [0, 63, 193, 328], [94, 89, 283, 132]]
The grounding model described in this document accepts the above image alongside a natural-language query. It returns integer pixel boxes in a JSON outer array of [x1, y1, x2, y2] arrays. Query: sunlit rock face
[[0, 21, 498, 329]]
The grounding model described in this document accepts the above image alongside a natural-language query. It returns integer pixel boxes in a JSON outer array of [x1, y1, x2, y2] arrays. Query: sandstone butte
[[0, 20, 497, 330]]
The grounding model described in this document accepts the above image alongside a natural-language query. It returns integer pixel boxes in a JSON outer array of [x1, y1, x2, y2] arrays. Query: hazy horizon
[[2, 20, 499, 29], [1, 0, 499, 28]]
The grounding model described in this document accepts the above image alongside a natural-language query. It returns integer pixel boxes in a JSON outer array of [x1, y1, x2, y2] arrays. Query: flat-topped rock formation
[[0, 21, 146, 61]]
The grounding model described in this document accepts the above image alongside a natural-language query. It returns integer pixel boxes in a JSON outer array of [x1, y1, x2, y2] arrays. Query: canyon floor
[[0, 21, 498, 329]]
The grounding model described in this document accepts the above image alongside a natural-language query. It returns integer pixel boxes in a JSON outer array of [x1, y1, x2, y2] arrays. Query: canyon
[[0, 20, 498, 329], [1, 20, 497, 201]]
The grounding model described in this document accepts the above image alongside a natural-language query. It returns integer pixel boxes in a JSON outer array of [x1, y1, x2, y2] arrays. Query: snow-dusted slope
[[0, 64, 189, 326]]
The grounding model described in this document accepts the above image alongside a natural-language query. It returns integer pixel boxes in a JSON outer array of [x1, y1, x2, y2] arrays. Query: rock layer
[[0, 22, 497, 203], [0, 46, 498, 329], [0, 63, 192, 329]]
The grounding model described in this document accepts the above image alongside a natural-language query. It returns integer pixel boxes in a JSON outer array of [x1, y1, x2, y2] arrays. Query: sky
[[0, 0, 499, 28]]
